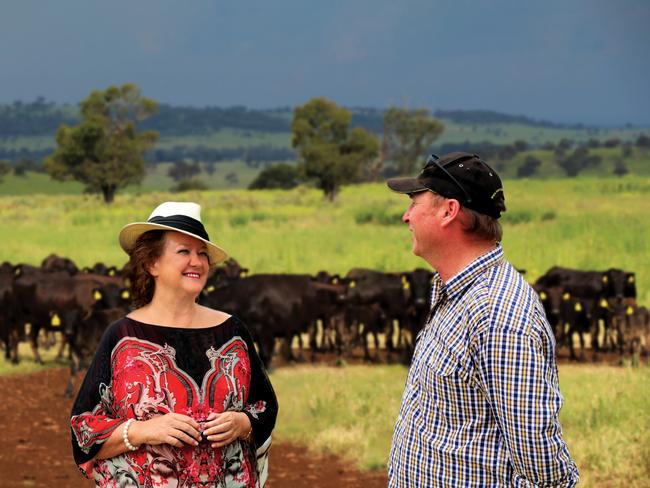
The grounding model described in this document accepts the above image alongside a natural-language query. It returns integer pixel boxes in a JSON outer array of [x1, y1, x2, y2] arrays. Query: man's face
[[402, 191, 443, 259]]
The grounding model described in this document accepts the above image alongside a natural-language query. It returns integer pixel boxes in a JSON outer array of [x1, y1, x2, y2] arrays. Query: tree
[[45, 83, 158, 203], [636, 134, 650, 148], [168, 160, 201, 182], [292, 97, 379, 200], [556, 147, 601, 177], [613, 160, 629, 177], [383, 107, 444, 174], [516, 155, 542, 178], [249, 163, 299, 190], [0, 160, 10, 183]]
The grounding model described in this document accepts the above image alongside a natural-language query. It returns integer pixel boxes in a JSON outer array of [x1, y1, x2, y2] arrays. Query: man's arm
[[475, 326, 580, 487]]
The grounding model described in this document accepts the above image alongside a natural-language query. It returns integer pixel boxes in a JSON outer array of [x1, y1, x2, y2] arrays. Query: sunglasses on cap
[[423, 154, 473, 204]]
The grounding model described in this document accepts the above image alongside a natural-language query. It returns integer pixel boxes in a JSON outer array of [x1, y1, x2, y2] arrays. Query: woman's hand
[[129, 413, 202, 448], [203, 411, 251, 448]]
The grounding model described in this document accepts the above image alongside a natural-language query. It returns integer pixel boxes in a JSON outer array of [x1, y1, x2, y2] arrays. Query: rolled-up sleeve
[[475, 327, 580, 487]]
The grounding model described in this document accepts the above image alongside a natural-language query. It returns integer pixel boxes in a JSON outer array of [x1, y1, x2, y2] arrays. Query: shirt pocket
[[418, 341, 467, 424]]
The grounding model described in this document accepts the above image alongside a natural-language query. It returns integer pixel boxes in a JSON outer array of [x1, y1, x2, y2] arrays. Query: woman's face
[[149, 231, 210, 298]]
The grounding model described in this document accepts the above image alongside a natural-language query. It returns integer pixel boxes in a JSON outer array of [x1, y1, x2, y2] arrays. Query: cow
[[535, 267, 626, 353], [200, 274, 344, 368], [616, 305, 650, 360], [344, 268, 413, 362], [400, 268, 434, 363], [41, 254, 79, 275], [10, 267, 127, 364]]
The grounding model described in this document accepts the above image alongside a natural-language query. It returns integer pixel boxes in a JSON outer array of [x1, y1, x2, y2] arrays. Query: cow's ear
[[602, 275, 609, 284], [628, 274, 635, 284], [14, 265, 22, 276], [93, 289, 103, 301], [240, 269, 249, 277], [349, 280, 356, 288], [82, 267, 90, 273]]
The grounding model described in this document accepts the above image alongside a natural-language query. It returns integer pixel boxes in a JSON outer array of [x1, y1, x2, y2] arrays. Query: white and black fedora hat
[[118, 201, 228, 266]]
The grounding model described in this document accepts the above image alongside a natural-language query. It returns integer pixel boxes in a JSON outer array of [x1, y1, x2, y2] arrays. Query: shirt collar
[[431, 244, 504, 303]]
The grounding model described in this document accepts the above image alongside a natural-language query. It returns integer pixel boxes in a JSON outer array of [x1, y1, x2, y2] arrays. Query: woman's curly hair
[[128, 230, 167, 308]]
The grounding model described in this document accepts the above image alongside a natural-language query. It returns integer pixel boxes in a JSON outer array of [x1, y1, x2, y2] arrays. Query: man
[[386, 152, 579, 487]]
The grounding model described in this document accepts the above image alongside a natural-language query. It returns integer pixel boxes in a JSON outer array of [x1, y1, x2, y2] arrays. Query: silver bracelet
[[122, 418, 139, 451]]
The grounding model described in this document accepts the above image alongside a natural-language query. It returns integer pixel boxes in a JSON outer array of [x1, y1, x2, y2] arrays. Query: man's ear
[[440, 199, 461, 228]]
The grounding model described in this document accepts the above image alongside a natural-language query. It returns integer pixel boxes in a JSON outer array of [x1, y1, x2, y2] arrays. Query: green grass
[[271, 364, 650, 487], [0, 178, 648, 304]]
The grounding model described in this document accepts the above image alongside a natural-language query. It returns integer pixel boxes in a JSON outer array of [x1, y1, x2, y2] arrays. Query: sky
[[1, 0, 649, 126]]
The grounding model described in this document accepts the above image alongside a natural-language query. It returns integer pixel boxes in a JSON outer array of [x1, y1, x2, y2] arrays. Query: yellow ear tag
[[206, 285, 215, 293], [403, 281, 410, 290], [332, 277, 339, 284], [108, 269, 115, 276], [600, 299, 608, 308], [349, 280, 356, 289], [539, 292, 547, 300], [562, 292, 571, 300], [94, 290, 102, 301], [626, 306, 634, 316], [14, 267, 21, 276], [574, 302, 582, 312], [51, 314, 61, 327], [628, 276, 635, 283], [602, 275, 609, 283], [121, 290, 130, 299]]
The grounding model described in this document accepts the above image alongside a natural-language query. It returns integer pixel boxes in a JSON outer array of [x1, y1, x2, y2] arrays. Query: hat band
[[148, 215, 210, 241]]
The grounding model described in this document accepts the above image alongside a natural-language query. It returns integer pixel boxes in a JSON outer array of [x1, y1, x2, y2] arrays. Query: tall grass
[[270, 364, 650, 487]]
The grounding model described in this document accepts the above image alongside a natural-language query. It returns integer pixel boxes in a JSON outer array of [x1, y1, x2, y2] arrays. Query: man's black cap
[[386, 152, 506, 219]]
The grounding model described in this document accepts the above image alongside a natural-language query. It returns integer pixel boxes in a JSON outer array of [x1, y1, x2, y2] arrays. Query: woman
[[71, 201, 278, 487]]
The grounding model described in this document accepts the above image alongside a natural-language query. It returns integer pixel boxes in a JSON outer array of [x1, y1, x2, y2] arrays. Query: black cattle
[[558, 293, 596, 361], [344, 268, 412, 362], [621, 305, 650, 358], [82, 262, 119, 277], [400, 268, 433, 362], [11, 268, 127, 364], [41, 254, 79, 275], [307, 271, 349, 358], [200, 274, 344, 368], [0, 263, 19, 362], [204, 258, 249, 291], [534, 285, 564, 343], [535, 267, 621, 352]]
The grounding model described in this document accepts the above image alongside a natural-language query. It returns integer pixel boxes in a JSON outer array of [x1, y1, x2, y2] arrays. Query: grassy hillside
[[0, 177, 647, 304]]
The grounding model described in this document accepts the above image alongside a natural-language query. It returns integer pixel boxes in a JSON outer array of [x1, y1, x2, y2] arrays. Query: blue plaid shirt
[[388, 245, 579, 487]]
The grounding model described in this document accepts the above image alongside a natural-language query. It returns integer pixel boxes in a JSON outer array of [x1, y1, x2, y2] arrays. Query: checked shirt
[[389, 245, 579, 487]]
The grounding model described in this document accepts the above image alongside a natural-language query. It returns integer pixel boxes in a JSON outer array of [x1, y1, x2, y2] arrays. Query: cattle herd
[[0, 255, 648, 394]]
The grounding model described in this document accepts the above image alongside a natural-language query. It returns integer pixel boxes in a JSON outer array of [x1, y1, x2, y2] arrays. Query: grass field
[[270, 364, 650, 487], [0, 177, 648, 304]]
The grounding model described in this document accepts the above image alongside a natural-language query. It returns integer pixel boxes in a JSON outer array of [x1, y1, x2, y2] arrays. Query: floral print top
[[71, 316, 278, 487]]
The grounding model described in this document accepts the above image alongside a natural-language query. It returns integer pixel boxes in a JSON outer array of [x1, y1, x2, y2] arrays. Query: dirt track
[[0, 367, 387, 488]]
